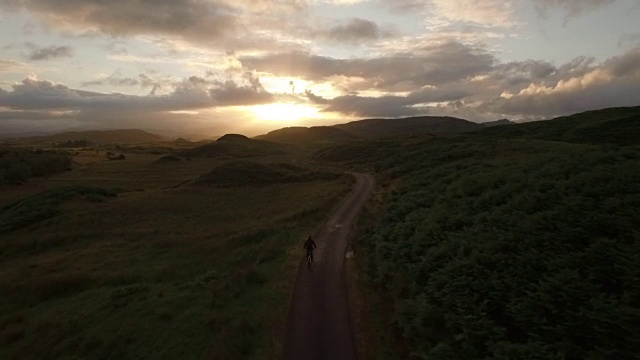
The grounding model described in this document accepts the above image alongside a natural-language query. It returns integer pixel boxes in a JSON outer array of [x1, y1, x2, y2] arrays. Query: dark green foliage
[[330, 107, 640, 359], [0, 148, 72, 184], [195, 160, 341, 187], [0, 186, 119, 233], [479, 106, 640, 146]]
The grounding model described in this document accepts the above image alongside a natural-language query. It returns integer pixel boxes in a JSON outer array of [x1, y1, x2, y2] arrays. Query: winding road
[[284, 173, 375, 360]]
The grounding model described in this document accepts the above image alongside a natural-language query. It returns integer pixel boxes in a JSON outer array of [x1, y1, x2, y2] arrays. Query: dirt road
[[284, 173, 375, 360]]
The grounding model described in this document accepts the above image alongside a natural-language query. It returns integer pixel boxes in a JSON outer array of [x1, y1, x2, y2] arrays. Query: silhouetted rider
[[303, 236, 317, 262]]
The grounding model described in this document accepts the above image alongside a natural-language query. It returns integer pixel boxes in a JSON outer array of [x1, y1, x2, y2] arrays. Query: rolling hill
[[479, 106, 640, 145], [482, 119, 515, 127], [17, 129, 165, 145], [334, 115, 483, 138], [255, 126, 359, 146], [180, 134, 288, 158]]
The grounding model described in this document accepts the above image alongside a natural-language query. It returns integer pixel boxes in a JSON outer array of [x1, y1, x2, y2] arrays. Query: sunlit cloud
[[0, 59, 31, 74], [0, 0, 637, 135], [427, 0, 520, 28]]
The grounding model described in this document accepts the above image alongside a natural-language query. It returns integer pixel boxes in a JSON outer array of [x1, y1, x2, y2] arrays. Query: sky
[[0, 0, 639, 138]]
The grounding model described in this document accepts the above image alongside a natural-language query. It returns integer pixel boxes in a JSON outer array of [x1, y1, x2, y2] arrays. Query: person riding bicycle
[[303, 236, 317, 262]]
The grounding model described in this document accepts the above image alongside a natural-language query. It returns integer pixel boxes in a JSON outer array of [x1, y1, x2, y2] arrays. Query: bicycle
[[307, 249, 313, 270]]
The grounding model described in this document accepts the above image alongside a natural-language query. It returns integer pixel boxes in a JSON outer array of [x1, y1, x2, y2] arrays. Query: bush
[[0, 148, 71, 184], [0, 186, 119, 233], [349, 138, 640, 359]]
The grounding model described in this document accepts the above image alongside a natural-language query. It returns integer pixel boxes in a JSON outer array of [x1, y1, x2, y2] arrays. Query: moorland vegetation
[[0, 138, 351, 359], [0, 147, 71, 184], [316, 106, 640, 359], [1, 106, 638, 359]]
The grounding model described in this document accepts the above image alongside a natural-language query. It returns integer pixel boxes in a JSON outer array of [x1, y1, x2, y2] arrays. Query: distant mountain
[[255, 126, 359, 146], [480, 106, 640, 146], [180, 133, 288, 158], [17, 129, 165, 145], [0, 130, 53, 139], [483, 119, 515, 127], [334, 116, 483, 138]]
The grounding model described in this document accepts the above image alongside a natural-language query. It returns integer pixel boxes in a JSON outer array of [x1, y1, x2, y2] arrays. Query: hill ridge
[[14, 129, 165, 145]]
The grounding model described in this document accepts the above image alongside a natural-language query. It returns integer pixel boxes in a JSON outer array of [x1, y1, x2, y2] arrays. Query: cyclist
[[303, 236, 317, 263]]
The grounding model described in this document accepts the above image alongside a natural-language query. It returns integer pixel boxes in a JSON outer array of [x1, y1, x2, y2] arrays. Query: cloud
[[240, 41, 494, 92], [0, 73, 275, 116], [81, 70, 143, 87], [618, 32, 640, 47], [485, 47, 640, 117], [428, 0, 518, 28], [0, 0, 310, 52], [26, 44, 73, 61], [0, 109, 70, 120], [323, 94, 420, 117], [382, 0, 428, 13], [319, 85, 470, 117], [0, 59, 30, 73], [533, 0, 619, 17], [321, 17, 397, 43], [297, 45, 640, 120]]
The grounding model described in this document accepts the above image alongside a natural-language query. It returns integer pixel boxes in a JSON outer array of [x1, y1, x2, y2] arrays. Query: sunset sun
[[250, 103, 319, 123]]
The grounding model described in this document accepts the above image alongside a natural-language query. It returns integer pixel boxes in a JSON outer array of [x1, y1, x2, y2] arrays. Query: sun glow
[[250, 103, 320, 123]]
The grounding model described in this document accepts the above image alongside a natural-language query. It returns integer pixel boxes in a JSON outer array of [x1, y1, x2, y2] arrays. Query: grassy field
[[0, 149, 352, 359]]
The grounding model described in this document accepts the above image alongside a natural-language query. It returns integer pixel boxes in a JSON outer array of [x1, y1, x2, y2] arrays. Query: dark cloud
[[322, 18, 396, 43], [305, 90, 329, 105], [494, 60, 557, 86], [0, 72, 282, 136], [207, 72, 273, 106], [81, 70, 142, 87], [2, 0, 235, 38], [27, 44, 73, 61], [0, 73, 274, 114], [241, 41, 494, 91], [0, 0, 310, 51], [82, 77, 140, 87]]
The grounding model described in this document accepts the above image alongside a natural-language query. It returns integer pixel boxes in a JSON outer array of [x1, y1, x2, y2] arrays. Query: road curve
[[284, 173, 375, 360]]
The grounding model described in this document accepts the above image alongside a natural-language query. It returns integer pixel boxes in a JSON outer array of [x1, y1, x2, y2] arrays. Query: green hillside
[[334, 116, 483, 138], [319, 107, 640, 359], [480, 106, 640, 145]]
